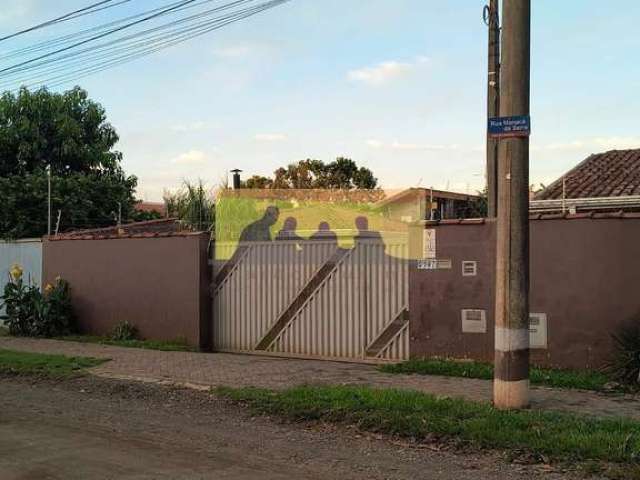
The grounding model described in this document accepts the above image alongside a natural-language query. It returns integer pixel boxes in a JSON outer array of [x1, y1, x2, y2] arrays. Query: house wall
[[384, 199, 423, 223], [0, 239, 42, 319], [409, 217, 640, 369], [42, 234, 211, 349]]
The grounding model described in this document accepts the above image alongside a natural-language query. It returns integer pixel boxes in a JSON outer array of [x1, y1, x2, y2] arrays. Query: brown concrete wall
[[409, 218, 640, 369], [43, 234, 212, 349]]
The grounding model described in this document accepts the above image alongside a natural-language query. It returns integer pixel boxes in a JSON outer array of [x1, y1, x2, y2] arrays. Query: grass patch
[[217, 384, 640, 465], [380, 358, 612, 392], [57, 335, 195, 352], [0, 348, 107, 377], [0, 325, 8, 337]]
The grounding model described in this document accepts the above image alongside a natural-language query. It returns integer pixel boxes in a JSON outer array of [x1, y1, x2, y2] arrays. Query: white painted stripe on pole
[[493, 378, 530, 409], [494, 327, 529, 352]]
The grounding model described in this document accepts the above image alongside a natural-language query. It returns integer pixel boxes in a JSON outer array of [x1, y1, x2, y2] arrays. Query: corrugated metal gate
[[0, 239, 42, 319], [213, 234, 409, 362]]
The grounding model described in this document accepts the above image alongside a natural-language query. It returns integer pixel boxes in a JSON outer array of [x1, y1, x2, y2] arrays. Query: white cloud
[[171, 150, 208, 165], [255, 133, 287, 142], [348, 56, 429, 86], [367, 139, 459, 151]]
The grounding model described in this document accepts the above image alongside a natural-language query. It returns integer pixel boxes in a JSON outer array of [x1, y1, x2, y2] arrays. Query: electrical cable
[[0, 0, 130, 43], [0, 0, 290, 91]]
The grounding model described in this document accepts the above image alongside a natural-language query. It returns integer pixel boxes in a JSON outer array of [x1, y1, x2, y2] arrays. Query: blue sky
[[2, 0, 639, 200]]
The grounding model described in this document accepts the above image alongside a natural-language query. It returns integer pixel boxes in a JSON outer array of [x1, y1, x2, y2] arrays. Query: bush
[[605, 318, 640, 387], [110, 320, 138, 341], [0, 265, 76, 337]]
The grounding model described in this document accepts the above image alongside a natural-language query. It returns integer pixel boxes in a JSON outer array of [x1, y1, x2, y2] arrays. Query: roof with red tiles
[[535, 149, 640, 200], [51, 218, 197, 240]]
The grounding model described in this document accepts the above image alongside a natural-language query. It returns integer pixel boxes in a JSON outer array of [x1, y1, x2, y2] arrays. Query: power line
[[0, 0, 291, 91], [0, 0, 218, 60], [0, 0, 130, 44], [42, 2, 286, 91], [0, 0, 200, 75], [0, 0, 252, 81]]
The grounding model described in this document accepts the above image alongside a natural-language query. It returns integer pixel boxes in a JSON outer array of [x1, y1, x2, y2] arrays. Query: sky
[[1, 0, 640, 201]]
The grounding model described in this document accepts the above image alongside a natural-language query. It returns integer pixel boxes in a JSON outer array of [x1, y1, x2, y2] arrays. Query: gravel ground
[[0, 374, 591, 480]]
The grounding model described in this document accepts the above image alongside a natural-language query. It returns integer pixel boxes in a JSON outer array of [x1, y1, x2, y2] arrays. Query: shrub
[[110, 320, 138, 341], [605, 318, 640, 387], [0, 265, 76, 337]]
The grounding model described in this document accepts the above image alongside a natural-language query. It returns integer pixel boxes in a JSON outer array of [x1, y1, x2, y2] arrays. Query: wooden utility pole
[[493, 0, 531, 410], [485, 0, 500, 217]]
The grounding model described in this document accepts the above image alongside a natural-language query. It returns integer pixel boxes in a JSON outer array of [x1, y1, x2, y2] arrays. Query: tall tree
[[0, 87, 137, 239], [244, 158, 378, 190], [0, 87, 122, 177]]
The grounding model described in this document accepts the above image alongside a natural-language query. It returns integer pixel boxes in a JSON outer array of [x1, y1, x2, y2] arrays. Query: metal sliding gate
[[213, 234, 409, 362]]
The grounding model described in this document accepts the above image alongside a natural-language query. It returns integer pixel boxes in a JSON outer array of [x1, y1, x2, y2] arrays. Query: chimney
[[230, 169, 242, 190]]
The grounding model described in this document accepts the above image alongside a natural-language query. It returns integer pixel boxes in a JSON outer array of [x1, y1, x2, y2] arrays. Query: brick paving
[[2, 336, 639, 420]]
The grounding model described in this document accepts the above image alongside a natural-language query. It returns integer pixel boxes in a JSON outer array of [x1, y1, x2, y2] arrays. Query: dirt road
[[0, 374, 585, 480]]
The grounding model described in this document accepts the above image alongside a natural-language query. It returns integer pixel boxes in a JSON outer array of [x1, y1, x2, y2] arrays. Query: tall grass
[[164, 179, 215, 233]]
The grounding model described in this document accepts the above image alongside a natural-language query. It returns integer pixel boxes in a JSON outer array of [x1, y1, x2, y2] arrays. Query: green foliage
[[110, 320, 138, 342], [0, 87, 121, 177], [380, 358, 612, 392], [245, 157, 378, 190], [605, 319, 640, 387], [0, 348, 106, 377], [1, 271, 75, 338], [243, 175, 273, 189], [218, 384, 640, 464], [0, 172, 137, 239], [131, 209, 164, 222], [0, 87, 138, 239], [164, 179, 215, 232]]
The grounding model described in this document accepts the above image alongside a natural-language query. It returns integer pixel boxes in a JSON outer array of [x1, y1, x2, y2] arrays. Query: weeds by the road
[[380, 358, 613, 392], [217, 384, 640, 466], [57, 335, 195, 352], [0, 349, 107, 377]]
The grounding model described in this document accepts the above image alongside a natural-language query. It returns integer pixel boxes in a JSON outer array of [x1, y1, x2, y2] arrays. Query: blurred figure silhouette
[[354, 215, 386, 258], [310, 221, 339, 249], [354, 216, 383, 243], [276, 217, 304, 242], [239, 206, 279, 242]]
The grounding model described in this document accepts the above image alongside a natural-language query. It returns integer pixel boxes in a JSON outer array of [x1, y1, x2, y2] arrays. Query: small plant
[[605, 318, 640, 387], [0, 265, 76, 337], [110, 320, 139, 341]]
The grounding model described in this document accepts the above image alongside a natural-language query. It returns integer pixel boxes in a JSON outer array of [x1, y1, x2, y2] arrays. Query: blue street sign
[[488, 115, 531, 138]]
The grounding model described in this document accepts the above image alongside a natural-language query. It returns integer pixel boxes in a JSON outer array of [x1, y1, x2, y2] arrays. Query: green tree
[[0, 173, 137, 238], [0, 87, 122, 177], [245, 158, 378, 190], [0, 87, 137, 239], [243, 175, 273, 189]]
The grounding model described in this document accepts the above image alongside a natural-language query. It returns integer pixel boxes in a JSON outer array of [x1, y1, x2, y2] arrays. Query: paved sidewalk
[[2, 336, 639, 420]]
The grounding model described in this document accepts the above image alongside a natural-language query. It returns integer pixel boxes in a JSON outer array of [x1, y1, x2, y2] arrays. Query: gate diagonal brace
[[254, 247, 351, 351], [214, 245, 251, 290], [365, 308, 409, 358]]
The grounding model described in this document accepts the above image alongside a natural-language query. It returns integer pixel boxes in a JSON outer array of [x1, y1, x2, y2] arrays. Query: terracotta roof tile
[[535, 149, 640, 200], [51, 218, 195, 240]]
